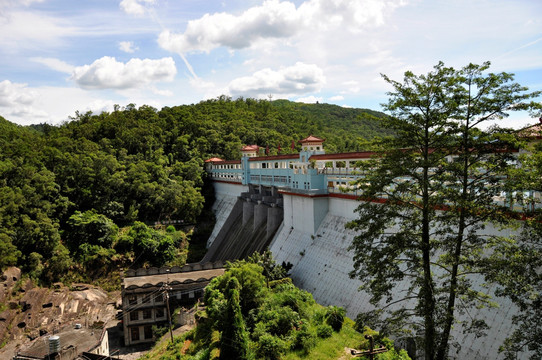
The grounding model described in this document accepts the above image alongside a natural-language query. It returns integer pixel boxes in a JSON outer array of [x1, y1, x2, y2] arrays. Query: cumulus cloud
[[119, 41, 138, 53], [158, 0, 405, 54], [119, 0, 156, 16], [0, 80, 49, 122], [158, 0, 299, 53], [31, 57, 74, 74], [228, 62, 325, 97], [71, 56, 177, 90]]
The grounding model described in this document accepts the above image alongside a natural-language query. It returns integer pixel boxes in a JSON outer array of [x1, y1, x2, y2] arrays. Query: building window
[[143, 309, 152, 319], [130, 311, 139, 321], [156, 294, 164, 303], [156, 308, 165, 318], [131, 327, 140, 341], [142, 295, 150, 303], [128, 295, 137, 305], [144, 325, 153, 339]]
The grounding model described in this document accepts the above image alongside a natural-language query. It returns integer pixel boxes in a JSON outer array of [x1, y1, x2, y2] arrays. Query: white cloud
[[0, 11, 76, 52], [119, 41, 138, 53], [82, 99, 117, 115], [296, 95, 323, 103], [228, 62, 325, 97], [31, 57, 74, 74], [119, 0, 156, 16], [0, 80, 49, 123], [158, 0, 405, 54], [150, 86, 173, 97], [71, 56, 177, 90], [0, 0, 44, 16]]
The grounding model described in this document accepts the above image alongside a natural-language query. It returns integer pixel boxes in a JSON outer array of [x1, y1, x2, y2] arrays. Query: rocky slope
[[0, 267, 120, 359]]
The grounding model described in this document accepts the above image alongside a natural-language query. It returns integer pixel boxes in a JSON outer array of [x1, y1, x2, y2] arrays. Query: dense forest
[[0, 97, 391, 285]]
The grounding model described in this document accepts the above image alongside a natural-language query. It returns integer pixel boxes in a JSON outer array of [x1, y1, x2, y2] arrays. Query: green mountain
[[0, 99, 391, 283]]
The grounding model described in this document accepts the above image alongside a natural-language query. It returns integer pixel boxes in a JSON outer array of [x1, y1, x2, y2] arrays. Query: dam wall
[[206, 181, 249, 247], [203, 182, 283, 262], [207, 183, 523, 359], [268, 194, 519, 360]]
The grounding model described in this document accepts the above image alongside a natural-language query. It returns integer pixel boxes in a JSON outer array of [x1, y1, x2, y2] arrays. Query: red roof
[[518, 123, 542, 139], [299, 135, 325, 143], [205, 157, 224, 163], [241, 144, 260, 151], [208, 159, 241, 164]]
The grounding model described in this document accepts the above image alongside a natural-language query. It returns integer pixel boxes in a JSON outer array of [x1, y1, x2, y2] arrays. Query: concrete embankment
[[208, 186, 522, 359]]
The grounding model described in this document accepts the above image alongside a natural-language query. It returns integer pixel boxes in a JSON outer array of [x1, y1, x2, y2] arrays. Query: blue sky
[[0, 0, 541, 127]]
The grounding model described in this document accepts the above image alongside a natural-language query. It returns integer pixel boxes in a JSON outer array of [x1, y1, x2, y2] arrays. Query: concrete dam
[[204, 136, 527, 360], [202, 184, 283, 262]]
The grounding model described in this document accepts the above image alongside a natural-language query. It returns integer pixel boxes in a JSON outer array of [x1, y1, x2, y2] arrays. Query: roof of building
[[518, 122, 542, 139], [207, 159, 241, 164], [205, 157, 224, 163], [299, 135, 325, 143], [123, 268, 225, 290], [241, 144, 260, 151], [17, 326, 104, 359]]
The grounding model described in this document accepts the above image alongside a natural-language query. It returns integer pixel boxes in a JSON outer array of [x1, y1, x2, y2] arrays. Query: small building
[[13, 325, 108, 360], [240, 145, 259, 157], [121, 262, 225, 346]]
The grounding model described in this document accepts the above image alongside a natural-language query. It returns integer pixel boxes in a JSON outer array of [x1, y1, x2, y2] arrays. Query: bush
[[152, 325, 169, 341], [326, 305, 346, 332], [256, 333, 288, 360], [312, 308, 326, 325], [257, 306, 300, 337], [316, 324, 333, 338], [291, 323, 316, 353]]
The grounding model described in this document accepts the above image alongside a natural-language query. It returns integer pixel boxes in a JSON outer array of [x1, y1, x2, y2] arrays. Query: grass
[[282, 318, 363, 360]]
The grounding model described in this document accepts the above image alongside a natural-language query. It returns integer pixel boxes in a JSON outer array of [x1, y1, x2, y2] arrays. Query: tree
[[347, 62, 541, 360], [220, 277, 251, 360], [64, 210, 118, 256], [489, 143, 542, 360], [0, 233, 21, 270]]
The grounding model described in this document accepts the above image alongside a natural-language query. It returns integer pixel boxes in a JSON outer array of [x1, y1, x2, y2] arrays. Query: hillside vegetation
[[0, 98, 390, 285], [140, 258, 410, 360]]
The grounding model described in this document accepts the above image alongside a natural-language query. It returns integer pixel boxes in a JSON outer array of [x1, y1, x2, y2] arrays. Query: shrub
[[312, 308, 326, 325], [258, 306, 300, 337], [256, 333, 288, 360], [152, 325, 169, 341], [291, 323, 316, 353], [325, 305, 346, 332], [316, 324, 333, 338]]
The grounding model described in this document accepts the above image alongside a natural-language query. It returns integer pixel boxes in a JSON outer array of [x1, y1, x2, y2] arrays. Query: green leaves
[[349, 61, 541, 359]]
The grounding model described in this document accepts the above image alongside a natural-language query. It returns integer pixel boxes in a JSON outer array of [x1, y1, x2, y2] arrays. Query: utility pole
[[165, 269, 174, 344]]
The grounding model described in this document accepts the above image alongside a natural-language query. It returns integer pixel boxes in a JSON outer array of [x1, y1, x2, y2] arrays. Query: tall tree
[[347, 62, 541, 360], [220, 277, 251, 360]]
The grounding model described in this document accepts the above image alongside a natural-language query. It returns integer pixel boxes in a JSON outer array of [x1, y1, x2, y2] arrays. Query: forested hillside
[[0, 98, 390, 285]]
